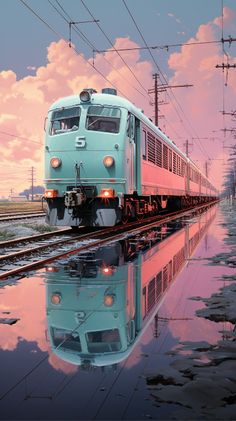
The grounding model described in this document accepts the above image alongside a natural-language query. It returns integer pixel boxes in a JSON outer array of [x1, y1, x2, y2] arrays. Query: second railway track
[[0, 211, 46, 222]]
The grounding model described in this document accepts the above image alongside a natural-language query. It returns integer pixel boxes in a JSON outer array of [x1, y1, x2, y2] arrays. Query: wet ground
[[0, 200, 235, 420]]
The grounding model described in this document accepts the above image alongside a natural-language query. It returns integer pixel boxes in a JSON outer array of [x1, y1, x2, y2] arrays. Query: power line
[[0, 130, 42, 145], [19, 0, 128, 98], [49, 0, 150, 101], [97, 39, 221, 53], [80, 0, 152, 101], [49, 0, 96, 50]]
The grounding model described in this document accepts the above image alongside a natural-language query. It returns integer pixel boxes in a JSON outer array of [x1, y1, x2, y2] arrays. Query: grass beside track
[[0, 201, 44, 213]]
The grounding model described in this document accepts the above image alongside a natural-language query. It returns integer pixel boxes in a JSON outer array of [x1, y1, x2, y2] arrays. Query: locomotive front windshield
[[50, 106, 81, 135], [86, 106, 121, 133], [51, 327, 82, 352], [86, 329, 121, 353]]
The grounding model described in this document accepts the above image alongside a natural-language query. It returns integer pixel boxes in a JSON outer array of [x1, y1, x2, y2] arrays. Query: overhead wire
[[50, 0, 150, 101], [19, 0, 128, 99], [97, 39, 221, 53], [0, 130, 43, 145], [49, 0, 96, 50], [80, 0, 152, 101]]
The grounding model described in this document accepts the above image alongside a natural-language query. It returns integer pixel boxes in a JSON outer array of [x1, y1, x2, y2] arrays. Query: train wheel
[[121, 214, 129, 224], [121, 203, 131, 224], [71, 226, 79, 232]]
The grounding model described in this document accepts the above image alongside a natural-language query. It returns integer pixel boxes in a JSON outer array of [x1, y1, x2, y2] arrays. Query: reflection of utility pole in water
[[153, 313, 159, 338]]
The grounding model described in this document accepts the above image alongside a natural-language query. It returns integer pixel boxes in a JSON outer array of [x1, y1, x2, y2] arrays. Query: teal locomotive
[[44, 88, 218, 227]]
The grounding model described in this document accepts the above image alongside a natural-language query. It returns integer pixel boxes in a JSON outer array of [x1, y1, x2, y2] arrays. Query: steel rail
[[0, 212, 45, 222], [0, 210, 44, 216], [0, 228, 73, 248]]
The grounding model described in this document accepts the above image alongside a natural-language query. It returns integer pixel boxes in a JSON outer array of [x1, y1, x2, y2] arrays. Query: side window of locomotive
[[142, 130, 147, 160], [127, 113, 135, 140], [86, 106, 121, 133], [50, 107, 81, 135]]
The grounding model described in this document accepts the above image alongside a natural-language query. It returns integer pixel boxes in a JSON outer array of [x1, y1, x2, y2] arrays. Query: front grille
[[66, 186, 97, 198]]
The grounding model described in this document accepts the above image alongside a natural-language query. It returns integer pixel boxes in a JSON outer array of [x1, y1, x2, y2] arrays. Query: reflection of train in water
[[45, 205, 216, 367], [44, 88, 218, 227]]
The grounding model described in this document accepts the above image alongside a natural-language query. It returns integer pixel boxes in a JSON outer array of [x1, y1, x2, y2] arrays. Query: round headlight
[[104, 294, 115, 307], [103, 156, 114, 168], [50, 157, 62, 168], [80, 90, 91, 102], [51, 293, 61, 305]]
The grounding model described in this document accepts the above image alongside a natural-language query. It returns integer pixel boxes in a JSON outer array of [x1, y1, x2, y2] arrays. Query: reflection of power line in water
[[24, 371, 78, 401]]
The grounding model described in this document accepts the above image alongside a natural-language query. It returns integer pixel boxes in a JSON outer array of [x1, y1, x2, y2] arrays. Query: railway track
[[0, 211, 45, 222], [0, 201, 219, 281]]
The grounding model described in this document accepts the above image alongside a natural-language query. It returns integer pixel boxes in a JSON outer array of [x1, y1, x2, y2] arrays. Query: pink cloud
[[214, 6, 236, 29]]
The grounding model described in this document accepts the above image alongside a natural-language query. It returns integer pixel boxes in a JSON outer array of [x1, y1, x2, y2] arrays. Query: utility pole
[[221, 110, 236, 119], [29, 167, 36, 201], [216, 37, 236, 70], [148, 73, 193, 127], [215, 63, 236, 70], [154, 73, 158, 126], [183, 139, 193, 157], [148, 73, 160, 126], [205, 161, 209, 178]]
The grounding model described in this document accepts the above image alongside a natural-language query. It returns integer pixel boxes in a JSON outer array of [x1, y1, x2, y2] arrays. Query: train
[[44, 88, 218, 227], [45, 204, 217, 368]]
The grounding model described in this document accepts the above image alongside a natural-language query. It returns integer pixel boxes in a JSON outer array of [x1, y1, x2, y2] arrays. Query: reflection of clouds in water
[[48, 352, 78, 374], [0, 276, 47, 352]]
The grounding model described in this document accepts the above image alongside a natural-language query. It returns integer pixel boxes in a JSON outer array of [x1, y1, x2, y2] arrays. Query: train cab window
[[50, 106, 81, 135], [86, 106, 120, 133], [86, 329, 121, 353], [51, 328, 82, 352]]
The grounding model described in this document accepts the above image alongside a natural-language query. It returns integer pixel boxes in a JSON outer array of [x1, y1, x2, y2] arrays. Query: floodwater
[[0, 200, 235, 420]]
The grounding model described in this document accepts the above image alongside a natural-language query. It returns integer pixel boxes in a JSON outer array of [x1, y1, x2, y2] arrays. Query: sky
[[1, 0, 236, 196]]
